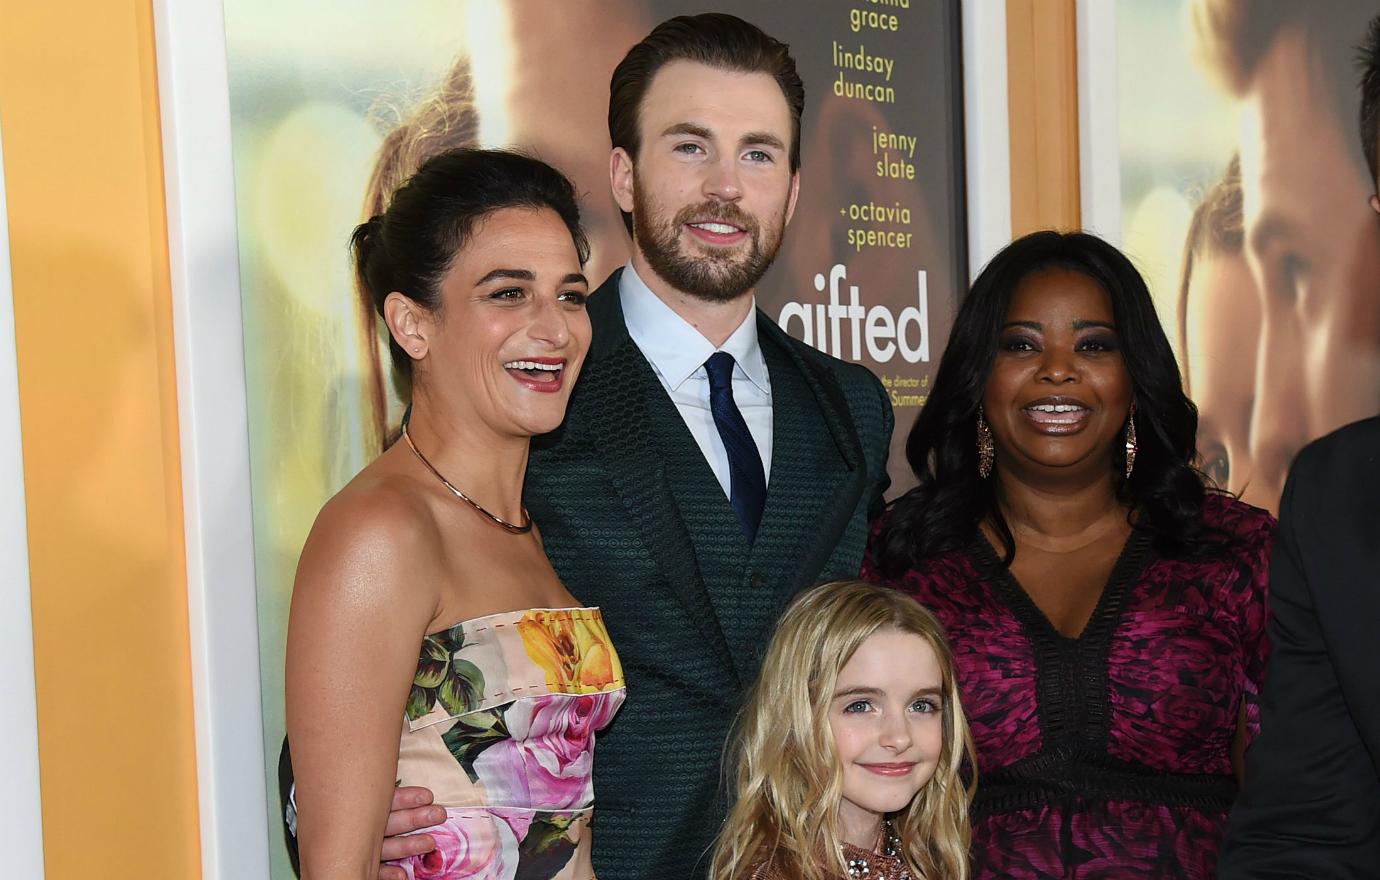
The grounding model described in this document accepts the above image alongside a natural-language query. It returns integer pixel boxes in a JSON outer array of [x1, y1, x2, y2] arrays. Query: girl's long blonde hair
[[709, 581, 976, 880]]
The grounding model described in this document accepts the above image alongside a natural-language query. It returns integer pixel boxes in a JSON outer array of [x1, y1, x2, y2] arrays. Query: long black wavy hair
[[873, 230, 1222, 576]]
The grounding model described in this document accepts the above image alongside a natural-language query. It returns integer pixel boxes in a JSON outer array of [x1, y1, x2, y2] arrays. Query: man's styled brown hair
[[1191, 0, 1376, 176], [607, 13, 805, 233], [1359, 14, 1380, 187]]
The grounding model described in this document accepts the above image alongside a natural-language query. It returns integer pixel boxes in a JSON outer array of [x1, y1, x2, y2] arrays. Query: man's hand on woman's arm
[[376, 786, 444, 880]]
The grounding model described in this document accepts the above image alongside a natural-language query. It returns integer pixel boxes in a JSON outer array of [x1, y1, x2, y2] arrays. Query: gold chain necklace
[[401, 424, 533, 534]]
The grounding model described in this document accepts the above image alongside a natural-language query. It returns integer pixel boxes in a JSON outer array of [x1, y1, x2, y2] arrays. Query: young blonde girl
[[710, 581, 976, 880]]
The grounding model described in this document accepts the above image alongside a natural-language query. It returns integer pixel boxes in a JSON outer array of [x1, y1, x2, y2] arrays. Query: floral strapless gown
[[388, 607, 626, 880]]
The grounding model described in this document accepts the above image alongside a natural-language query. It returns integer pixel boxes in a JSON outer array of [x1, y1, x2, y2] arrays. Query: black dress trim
[[973, 747, 1239, 815], [964, 529, 1240, 816], [970, 527, 1151, 746]]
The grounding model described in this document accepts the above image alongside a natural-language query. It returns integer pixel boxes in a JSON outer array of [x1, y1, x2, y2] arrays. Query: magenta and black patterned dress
[[863, 495, 1274, 879]]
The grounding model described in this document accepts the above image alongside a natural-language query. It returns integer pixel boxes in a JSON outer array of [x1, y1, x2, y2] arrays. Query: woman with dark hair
[[286, 148, 624, 880], [865, 231, 1274, 879]]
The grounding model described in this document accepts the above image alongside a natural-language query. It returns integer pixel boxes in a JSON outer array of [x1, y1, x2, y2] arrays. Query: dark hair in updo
[[351, 148, 590, 378], [873, 230, 1224, 576]]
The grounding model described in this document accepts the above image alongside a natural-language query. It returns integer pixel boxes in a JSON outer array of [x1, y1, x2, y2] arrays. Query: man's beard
[[632, 180, 788, 303]]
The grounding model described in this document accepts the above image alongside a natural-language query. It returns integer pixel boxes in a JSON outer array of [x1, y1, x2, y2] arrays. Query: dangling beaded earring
[[976, 406, 995, 478], [1124, 401, 1138, 479]]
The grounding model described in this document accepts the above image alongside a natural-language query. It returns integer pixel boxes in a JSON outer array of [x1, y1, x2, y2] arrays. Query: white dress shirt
[[619, 263, 773, 497]]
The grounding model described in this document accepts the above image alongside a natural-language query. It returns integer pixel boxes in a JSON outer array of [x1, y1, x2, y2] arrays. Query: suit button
[[750, 573, 765, 588]]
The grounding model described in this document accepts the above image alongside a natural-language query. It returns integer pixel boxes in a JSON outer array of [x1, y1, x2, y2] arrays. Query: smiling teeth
[[1027, 404, 1085, 412], [691, 222, 740, 234], [504, 361, 561, 371]]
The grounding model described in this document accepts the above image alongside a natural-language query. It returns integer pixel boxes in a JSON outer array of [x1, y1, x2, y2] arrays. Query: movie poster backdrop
[[1113, 0, 1380, 514], [222, 2, 965, 873]]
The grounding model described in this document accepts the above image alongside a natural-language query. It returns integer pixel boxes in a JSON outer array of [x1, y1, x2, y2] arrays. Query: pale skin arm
[[286, 491, 439, 880]]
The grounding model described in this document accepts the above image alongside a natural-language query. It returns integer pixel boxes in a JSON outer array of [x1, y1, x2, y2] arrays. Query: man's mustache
[[671, 201, 760, 236]]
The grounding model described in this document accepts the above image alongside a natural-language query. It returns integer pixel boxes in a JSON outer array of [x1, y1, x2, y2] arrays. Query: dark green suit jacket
[[524, 270, 893, 879]]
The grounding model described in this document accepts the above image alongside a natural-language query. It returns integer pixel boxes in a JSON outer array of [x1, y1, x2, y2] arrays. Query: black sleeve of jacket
[[1217, 442, 1380, 879]]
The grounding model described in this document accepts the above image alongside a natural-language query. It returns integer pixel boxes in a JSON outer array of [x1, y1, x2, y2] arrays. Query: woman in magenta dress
[[865, 231, 1273, 879]]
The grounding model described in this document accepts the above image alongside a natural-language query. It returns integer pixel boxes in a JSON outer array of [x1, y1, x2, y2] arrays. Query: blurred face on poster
[[1175, 157, 1263, 502], [1184, 249, 1260, 498], [1236, 24, 1380, 507], [610, 60, 800, 303], [498, 3, 649, 287]]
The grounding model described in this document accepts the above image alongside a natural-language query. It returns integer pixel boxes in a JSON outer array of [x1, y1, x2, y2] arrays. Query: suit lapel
[[757, 311, 864, 473], [753, 313, 868, 610], [574, 273, 740, 686]]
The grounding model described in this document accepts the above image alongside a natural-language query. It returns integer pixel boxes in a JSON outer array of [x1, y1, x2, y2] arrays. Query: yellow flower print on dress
[[516, 610, 623, 694]]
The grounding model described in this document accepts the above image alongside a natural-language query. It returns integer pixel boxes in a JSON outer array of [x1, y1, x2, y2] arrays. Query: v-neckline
[[971, 525, 1152, 645]]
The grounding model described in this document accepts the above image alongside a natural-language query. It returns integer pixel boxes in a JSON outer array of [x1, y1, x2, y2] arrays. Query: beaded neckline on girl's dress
[[843, 820, 910, 879]]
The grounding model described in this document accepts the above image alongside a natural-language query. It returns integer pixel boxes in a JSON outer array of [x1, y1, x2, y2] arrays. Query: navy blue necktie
[[704, 351, 767, 542]]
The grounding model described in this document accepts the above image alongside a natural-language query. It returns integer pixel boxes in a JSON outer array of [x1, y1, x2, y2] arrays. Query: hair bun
[[351, 213, 391, 305]]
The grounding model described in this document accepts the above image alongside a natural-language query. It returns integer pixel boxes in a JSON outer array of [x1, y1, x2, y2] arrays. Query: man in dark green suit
[[524, 17, 890, 877], [523, 275, 890, 879], [358, 13, 892, 879]]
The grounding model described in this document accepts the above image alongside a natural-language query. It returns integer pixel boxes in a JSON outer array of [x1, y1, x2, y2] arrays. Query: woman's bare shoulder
[[292, 460, 443, 616], [324, 464, 438, 544]]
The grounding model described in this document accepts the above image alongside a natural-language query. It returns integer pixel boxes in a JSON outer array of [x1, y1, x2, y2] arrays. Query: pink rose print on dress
[[395, 811, 516, 880], [496, 695, 621, 816], [490, 806, 535, 846], [499, 693, 620, 810], [468, 692, 622, 812]]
